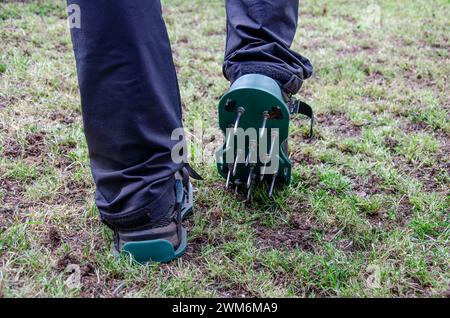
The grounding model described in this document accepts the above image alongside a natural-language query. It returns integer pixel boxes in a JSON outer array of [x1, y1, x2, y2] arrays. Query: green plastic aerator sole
[[217, 74, 292, 200], [122, 228, 188, 264]]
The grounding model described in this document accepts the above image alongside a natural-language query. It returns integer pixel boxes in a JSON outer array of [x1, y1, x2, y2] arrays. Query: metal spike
[[225, 107, 245, 150], [232, 149, 242, 176], [245, 140, 257, 167], [234, 107, 245, 132], [247, 166, 255, 188], [259, 111, 270, 140], [246, 177, 255, 202], [225, 165, 232, 190], [260, 165, 266, 181], [268, 130, 278, 158], [246, 183, 254, 202], [259, 112, 270, 182], [225, 125, 233, 151], [260, 130, 278, 181], [244, 170, 256, 202], [268, 174, 277, 198]]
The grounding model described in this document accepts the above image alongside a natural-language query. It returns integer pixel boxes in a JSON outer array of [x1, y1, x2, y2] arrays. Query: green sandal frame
[[117, 182, 194, 264]]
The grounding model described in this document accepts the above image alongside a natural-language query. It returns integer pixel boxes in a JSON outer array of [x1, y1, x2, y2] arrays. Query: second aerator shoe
[[216, 74, 313, 201], [113, 166, 202, 264]]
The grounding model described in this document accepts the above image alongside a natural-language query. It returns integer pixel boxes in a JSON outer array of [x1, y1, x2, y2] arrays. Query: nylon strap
[[290, 100, 314, 139]]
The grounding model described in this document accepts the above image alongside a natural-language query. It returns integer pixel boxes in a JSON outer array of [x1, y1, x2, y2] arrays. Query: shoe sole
[[113, 182, 194, 264]]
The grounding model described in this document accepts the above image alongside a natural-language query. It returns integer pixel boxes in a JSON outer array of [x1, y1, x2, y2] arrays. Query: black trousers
[[67, 0, 313, 227]]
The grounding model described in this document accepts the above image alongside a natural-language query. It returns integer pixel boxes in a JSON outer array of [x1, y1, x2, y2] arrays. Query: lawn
[[0, 0, 448, 297]]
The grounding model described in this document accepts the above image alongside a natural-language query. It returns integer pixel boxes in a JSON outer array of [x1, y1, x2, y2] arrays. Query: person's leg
[[67, 1, 184, 234], [218, 0, 313, 198], [223, 0, 313, 95]]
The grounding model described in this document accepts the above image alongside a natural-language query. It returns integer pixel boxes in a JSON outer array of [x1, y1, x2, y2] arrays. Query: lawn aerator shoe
[[113, 166, 202, 264], [217, 74, 313, 201]]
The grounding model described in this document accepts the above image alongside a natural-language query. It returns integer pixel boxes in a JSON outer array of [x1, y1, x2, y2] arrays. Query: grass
[[0, 0, 449, 298]]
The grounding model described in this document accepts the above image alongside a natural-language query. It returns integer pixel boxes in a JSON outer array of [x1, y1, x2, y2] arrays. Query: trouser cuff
[[225, 62, 304, 95], [100, 177, 176, 230]]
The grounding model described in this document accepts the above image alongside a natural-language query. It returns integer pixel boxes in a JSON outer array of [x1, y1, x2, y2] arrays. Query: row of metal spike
[[224, 107, 279, 201]]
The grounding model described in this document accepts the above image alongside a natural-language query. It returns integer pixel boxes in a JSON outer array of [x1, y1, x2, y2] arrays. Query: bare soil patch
[[49, 111, 75, 125], [316, 112, 362, 138], [393, 121, 449, 194], [255, 211, 320, 252], [0, 177, 24, 207], [24, 132, 46, 158], [47, 226, 62, 249], [290, 149, 320, 166], [337, 45, 377, 57], [0, 95, 17, 108], [2, 138, 21, 158], [393, 156, 448, 194], [52, 222, 107, 297], [352, 172, 385, 196]]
